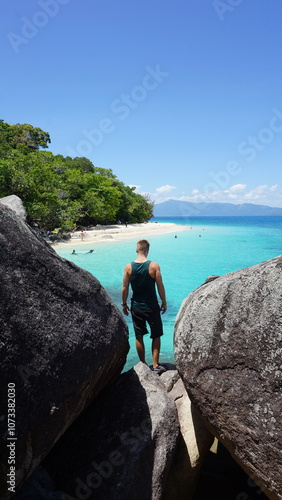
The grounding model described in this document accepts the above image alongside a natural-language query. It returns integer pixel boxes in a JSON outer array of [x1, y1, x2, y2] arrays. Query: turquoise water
[[55, 216, 282, 371]]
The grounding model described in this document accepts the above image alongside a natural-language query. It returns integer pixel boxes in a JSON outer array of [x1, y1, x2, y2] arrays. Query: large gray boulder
[[0, 194, 26, 220], [175, 256, 282, 500], [0, 203, 129, 499], [36, 363, 179, 500]]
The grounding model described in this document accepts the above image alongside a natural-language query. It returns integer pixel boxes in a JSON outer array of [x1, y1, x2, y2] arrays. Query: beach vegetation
[[0, 120, 154, 229]]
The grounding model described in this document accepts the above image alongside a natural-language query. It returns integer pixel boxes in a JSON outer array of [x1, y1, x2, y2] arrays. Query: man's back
[[121, 239, 167, 371], [130, 260, 158, 309]]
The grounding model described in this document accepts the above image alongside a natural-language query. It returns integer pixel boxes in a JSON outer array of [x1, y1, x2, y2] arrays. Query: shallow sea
[[55, 216, 282, 371]]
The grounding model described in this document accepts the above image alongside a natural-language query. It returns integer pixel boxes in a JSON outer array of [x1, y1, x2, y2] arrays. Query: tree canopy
[[0, 120, 154, 229], [0, 120, 51, 152]]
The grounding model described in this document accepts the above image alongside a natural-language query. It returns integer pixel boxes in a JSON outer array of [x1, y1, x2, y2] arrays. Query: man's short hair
[[137, 239, 150, 252]]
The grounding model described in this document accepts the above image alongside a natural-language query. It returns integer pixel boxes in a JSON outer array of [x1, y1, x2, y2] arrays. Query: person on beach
[[122, 239, 167, 375]]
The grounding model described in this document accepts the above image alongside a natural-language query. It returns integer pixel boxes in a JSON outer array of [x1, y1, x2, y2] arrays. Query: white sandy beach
[[53, 222, 190, 248]]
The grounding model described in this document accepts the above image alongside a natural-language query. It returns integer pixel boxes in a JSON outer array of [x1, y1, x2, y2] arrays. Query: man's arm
[[121, 263, 131, 316], [151, 262, 167, 313]]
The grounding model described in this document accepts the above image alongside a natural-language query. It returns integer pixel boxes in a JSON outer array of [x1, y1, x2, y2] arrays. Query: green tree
[[11, 123, 51, 151], [0, 119, 154, 230], [0, 120, 51, 153]]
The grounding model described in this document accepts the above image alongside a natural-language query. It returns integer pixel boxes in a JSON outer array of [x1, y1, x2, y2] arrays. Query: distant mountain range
[[153, 200, 282, 217]]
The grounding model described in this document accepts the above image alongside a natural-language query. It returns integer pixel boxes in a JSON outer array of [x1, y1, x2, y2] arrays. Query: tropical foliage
[[0, 120, 154, 229]]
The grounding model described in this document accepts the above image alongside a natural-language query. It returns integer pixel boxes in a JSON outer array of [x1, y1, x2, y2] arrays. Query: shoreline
[[52, 222, 190, 248]]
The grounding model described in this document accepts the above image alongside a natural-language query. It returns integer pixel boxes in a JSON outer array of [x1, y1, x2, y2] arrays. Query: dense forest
[[0, 120, 154, 230]]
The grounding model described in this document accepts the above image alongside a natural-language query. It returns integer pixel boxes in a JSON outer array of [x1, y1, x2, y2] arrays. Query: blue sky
[[2, 0, 282, 206]]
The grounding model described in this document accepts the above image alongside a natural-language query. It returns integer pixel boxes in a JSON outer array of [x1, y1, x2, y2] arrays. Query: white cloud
[[153, 184, 282, 207], [131, 183, 282, 208], [144, 185, 177, 204], [229, 184, 247, 193], [243, 185, 280, 204], [130, 184, 177, 203], [155, 184, 176, 195]]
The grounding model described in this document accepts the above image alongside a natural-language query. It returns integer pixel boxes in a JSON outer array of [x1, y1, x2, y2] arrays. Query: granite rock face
[[15, 364, 214, 500], [40, 363, 179, 500], [175, 256, 282, 500], [0, 194, 27, 220], [161, 369, 214, 500], [0, 203, 129, 498]]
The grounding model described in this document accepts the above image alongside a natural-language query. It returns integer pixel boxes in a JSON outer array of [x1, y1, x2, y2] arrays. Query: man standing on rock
[[122, 239, 167, 374]]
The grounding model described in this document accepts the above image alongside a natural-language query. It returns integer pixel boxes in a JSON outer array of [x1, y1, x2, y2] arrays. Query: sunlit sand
[[53, 222, 190, 248]]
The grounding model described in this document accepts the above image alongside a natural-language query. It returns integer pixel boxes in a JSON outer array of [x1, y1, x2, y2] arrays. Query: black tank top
[[130, 260, 158, 310]]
